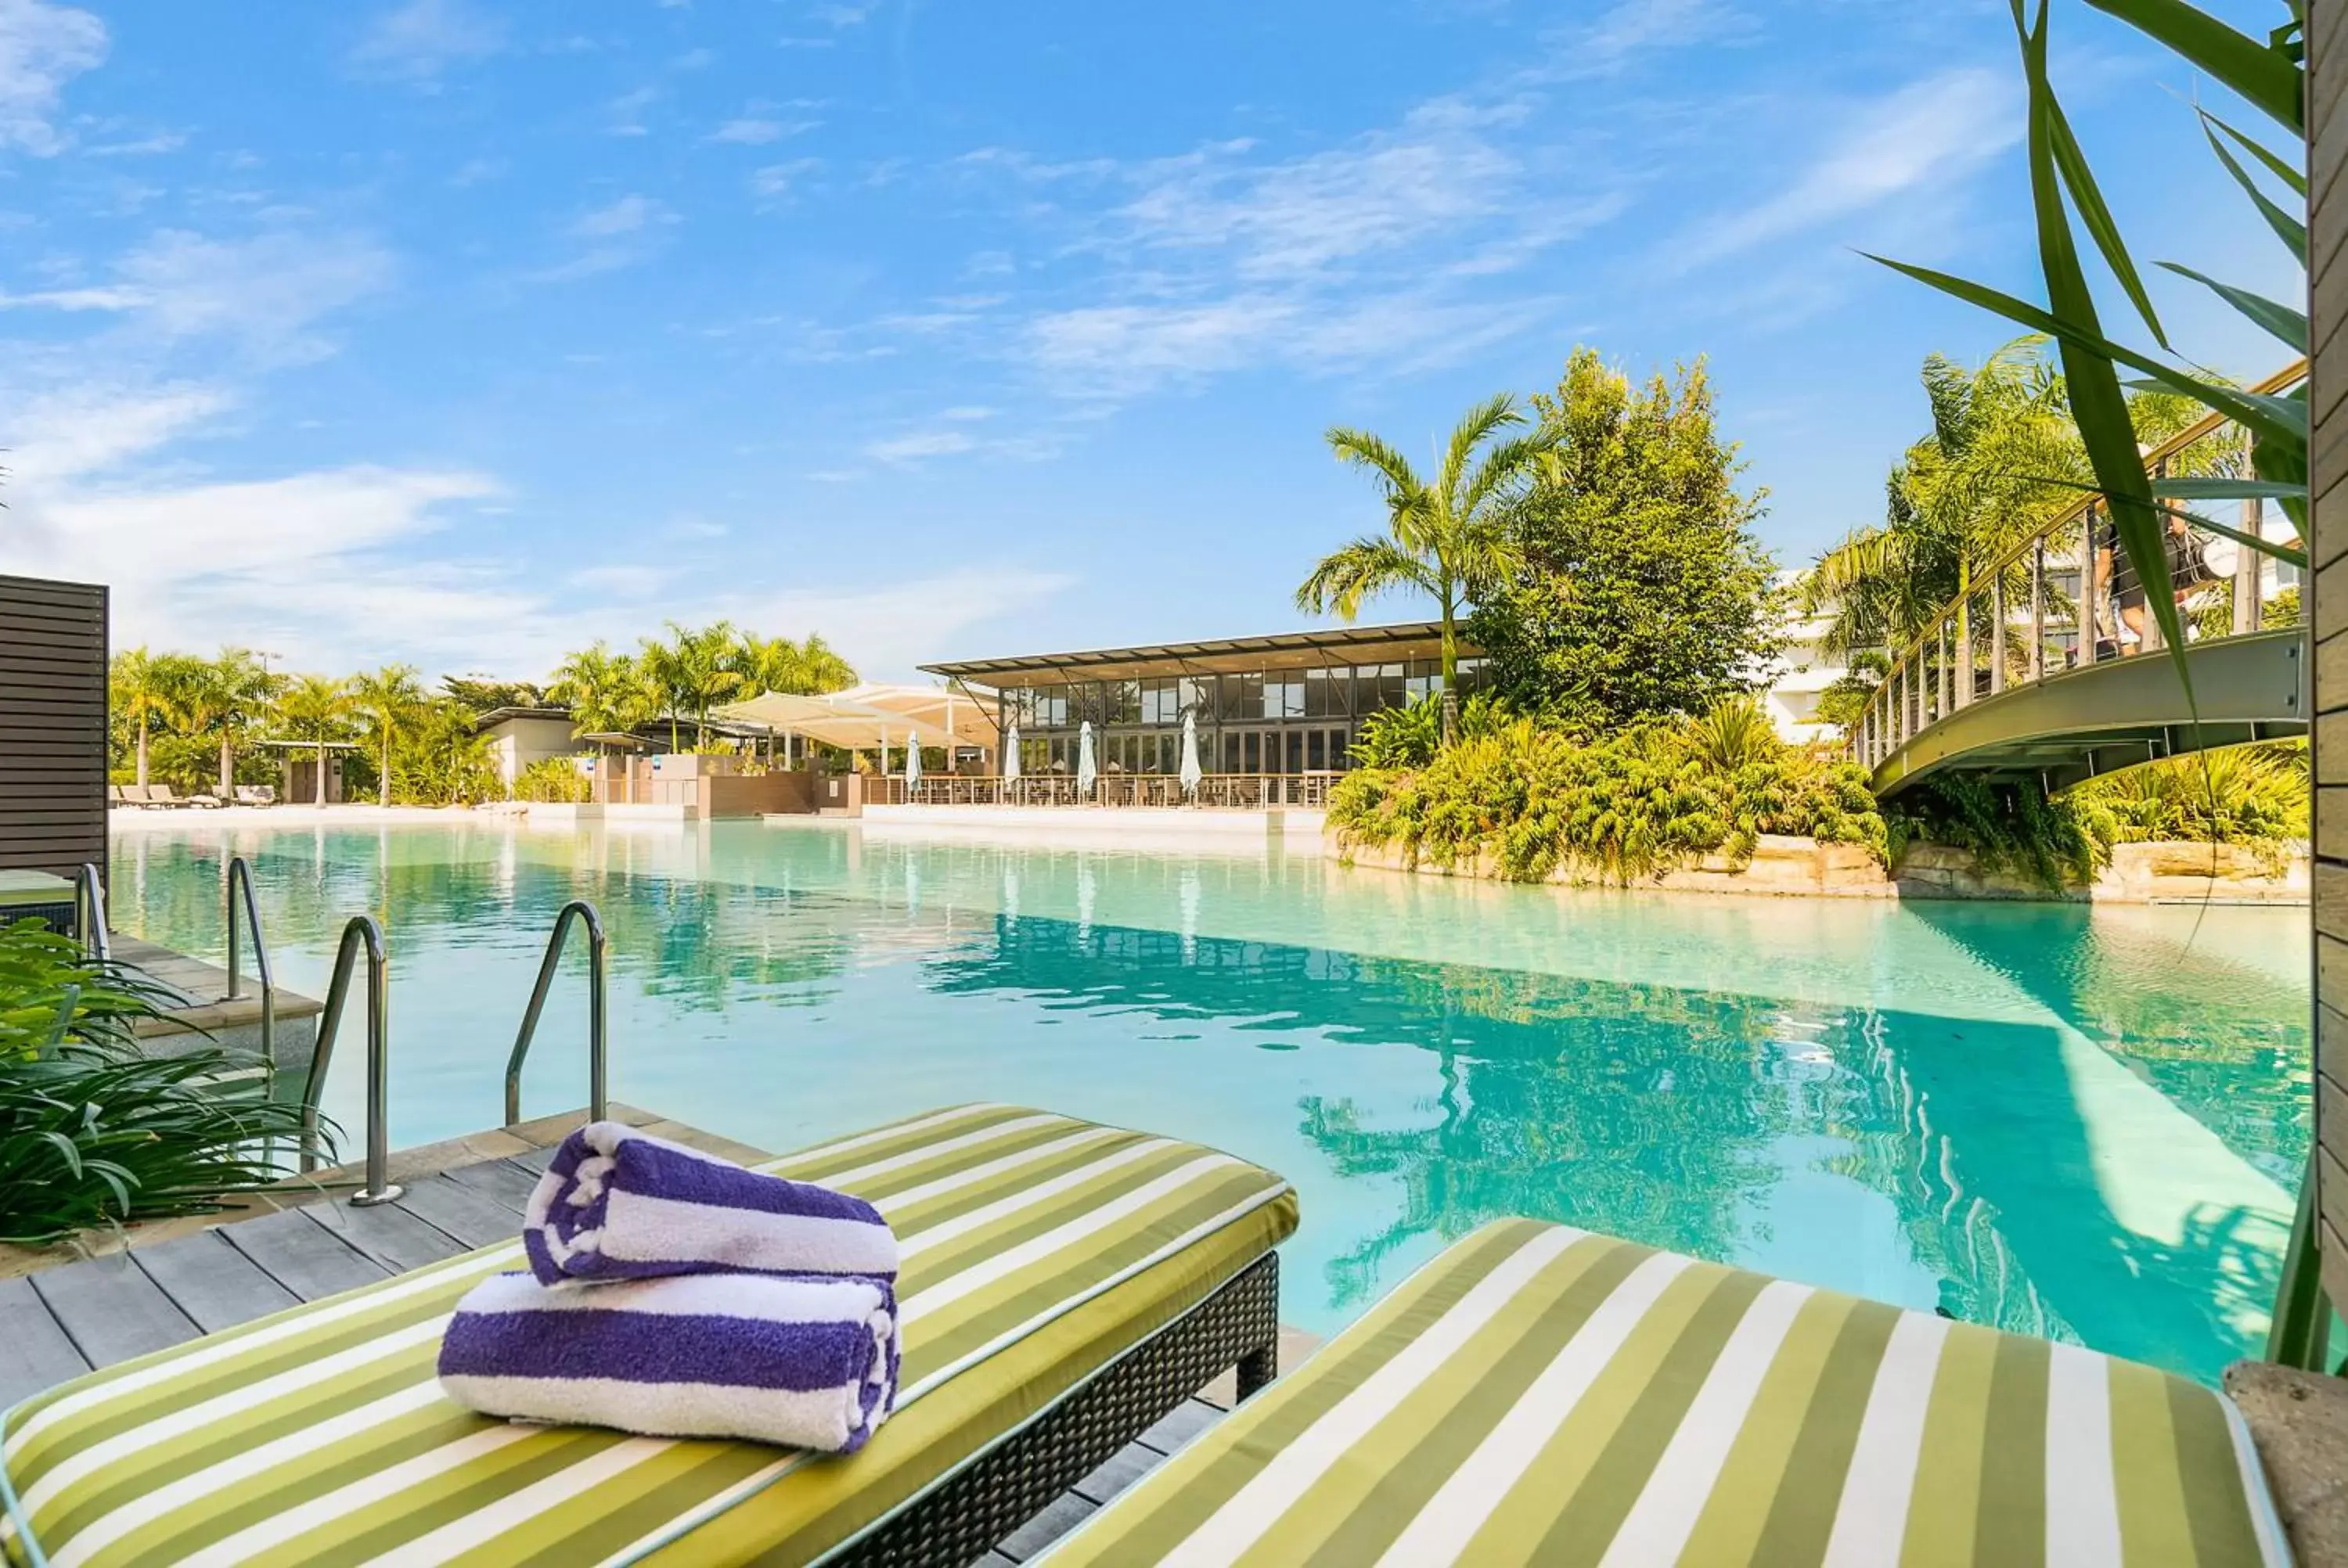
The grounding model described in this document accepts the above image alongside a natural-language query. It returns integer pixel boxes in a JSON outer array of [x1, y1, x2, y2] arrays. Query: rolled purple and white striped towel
[[438, 1271, 902, 1452], [523, 1121, 898, 1287]]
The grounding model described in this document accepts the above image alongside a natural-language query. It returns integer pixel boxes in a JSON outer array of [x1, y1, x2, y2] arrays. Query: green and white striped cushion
[[0, 1104, 1297, 1567], [1039, 1217, 2290, 1568]]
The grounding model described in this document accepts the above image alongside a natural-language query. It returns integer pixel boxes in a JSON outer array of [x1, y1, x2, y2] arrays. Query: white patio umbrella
[[1003, 723, 1021, 782], [904, 732, 921, 789], [1077, 721, 1097, 799], [1179, 710, 1203, 801], [878, 725, 890, 779]]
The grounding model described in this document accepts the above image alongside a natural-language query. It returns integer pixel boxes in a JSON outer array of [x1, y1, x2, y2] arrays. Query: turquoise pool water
[[110, 819, 2309, 1384]]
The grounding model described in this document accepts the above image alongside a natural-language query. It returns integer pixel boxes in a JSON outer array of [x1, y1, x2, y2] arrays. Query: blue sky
[[0, 0, 2303, 683]]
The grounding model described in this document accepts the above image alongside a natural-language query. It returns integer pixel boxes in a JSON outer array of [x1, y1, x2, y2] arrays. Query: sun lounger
[[0, 1104, 1294, 1566], [233, 784, 276, 805], [1035, 1217, 2289, 1566], [112, 783, 152, 807], [144, 783, 186, 807]]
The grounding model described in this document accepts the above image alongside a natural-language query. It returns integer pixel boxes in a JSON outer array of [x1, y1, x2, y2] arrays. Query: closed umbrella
[[1003, 723, 1021, 782], [1077, 721, 1097, 799], [905, 733, 921, 790], [1179, 710, 1203, 802]]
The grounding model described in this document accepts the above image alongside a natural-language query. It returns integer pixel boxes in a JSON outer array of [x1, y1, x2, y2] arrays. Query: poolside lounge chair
[[144, 783, 187, 807], [1035, 1217, 2289, 1566], [233, 784, 276, 806], [0, 1104, 1294, 1566], [111, 783, 152, 807]]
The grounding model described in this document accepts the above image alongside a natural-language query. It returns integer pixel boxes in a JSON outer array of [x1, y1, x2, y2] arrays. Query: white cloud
[[864, 430, 977, 462], [0, 284, 145, 311], [568, 563, 678, 598], [750, 159, 821, 200], [0, 0, 106, 154], [710, 115, 817, 146], [1679, 67, 2020, 269], [108, 228, 397, 357], [350, 0, 504, 85], [1553, 0, 1757, 81], [572, 193, 674, 237], [715, 566, 1076, 682], [607, 85, 660, 136], [9, 383, 232, 482]]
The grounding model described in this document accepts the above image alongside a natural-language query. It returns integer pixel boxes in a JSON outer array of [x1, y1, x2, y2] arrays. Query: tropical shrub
[[2073, 743, 2307, 858], [515, 757, 592, 803], [1331, 703, 1885, 886], [0, 920, 326, 1246], [1348, 692, 1511, 770], [1885, 775, 2105, 891]]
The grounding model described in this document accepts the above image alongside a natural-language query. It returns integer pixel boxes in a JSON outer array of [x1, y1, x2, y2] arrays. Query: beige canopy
[[715, 683, 996, 753]]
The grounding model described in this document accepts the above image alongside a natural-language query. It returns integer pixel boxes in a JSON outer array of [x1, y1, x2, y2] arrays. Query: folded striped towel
[[524, 1120, 898, 1286], [438, 1271, 902, 1452]]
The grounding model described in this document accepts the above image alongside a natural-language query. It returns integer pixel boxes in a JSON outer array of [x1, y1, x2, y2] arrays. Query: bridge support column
[[1990, 579, 2006, 694]]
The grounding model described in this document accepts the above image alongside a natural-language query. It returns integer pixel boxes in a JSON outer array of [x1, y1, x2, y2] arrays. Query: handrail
[[224, 857, 276, 1081], [72, 864, 108, 962], [306, 914, 401, 1205], [505, 900, 607, 1127], [1851, 358, 2308, 771]]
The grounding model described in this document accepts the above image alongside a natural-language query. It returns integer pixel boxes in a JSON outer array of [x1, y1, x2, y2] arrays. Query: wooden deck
[[0, 1103, 1311, 1563]]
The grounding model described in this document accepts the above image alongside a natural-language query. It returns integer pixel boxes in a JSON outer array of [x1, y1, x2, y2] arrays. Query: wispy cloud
[[865, 430, 976, 462], [0, 0, 106, 154], [710, 113, 819, 146], [751, 159, 821, 202], [349, 0, 505, 85], [1676, 67, 2018, 270], [572, 193, 674, 237]]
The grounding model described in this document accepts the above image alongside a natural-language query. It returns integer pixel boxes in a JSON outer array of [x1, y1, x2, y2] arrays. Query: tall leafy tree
[[730, 631, 858, 697], [178, 649, 281, 797], [549, 642, 659, 739], [1806, 338, 2218, 661], [1469, 350, 1777, 731], [110, 648, 185, 788], [639, 621, 744, 748], [1297, 393, 1547, 738], [274, 675, 355, 806], [348, 665, 426, 807]]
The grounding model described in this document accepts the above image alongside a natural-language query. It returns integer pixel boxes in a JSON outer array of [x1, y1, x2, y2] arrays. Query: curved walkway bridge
[[1849, 368, 2309, 798]]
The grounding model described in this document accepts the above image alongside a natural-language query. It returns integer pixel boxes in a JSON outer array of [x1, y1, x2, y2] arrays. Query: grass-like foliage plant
[[1331, 698, 1885, 885], [0, 919, 330, 1247]]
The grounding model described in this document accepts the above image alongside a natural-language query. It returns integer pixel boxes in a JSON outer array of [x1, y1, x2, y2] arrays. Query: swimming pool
[[110, 818, 2309, 1384]]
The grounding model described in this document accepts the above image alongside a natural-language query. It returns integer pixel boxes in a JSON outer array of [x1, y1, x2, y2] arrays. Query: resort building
[[474, 705, 589, 793], [921, 620, 1482, 778], [1759, 572, 1851, 744]]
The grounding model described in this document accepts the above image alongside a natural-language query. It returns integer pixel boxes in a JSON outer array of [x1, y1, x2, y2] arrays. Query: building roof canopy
[[920, 620, 1468, 689]]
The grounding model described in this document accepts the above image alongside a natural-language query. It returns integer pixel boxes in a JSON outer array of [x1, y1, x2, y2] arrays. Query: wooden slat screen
[[2308, 0, 2348, 1307], [0, 574, 107, 885]]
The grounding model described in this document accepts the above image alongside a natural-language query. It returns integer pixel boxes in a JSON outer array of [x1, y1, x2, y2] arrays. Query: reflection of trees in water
[[1900, 902, 2309, 1185], [931, 910, 2285, 1379], [110, 832, 866, 1015]]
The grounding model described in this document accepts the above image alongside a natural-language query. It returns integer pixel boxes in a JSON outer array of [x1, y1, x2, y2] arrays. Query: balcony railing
[[1848, 361, 2307, 775], [866, 772, 1341, 808]]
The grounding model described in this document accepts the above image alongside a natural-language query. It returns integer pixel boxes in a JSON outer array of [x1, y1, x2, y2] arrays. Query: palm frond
[[1295, 537, 1440, 621]]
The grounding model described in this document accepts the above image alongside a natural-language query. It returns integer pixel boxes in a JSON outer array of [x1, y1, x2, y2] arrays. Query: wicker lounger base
[[843, 1250, 1280, 1568]]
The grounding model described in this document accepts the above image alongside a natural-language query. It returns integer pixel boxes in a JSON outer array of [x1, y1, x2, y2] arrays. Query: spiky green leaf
[[2082, 0, 2304, 134], [2199, 111, 2307, 260], [2047, 93, 2167, 347], [2157, 262, 2307, 351]]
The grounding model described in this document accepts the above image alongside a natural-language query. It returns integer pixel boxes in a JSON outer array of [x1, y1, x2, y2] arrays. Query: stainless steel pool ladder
[[73, 863, 109, 962], [506, 900, 607, 1128], [306, 913, 402, 1206], [224, 857, 277, 1091]]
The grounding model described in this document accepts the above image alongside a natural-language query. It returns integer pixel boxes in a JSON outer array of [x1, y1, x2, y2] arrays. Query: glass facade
[[996, 656, 1485, 775]]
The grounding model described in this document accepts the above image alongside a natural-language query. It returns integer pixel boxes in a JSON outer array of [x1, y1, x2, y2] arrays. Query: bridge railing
[[1848, 363, 2308, 775]]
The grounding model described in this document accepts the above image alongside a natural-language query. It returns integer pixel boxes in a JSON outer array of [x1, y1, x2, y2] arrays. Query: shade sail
[[715, 685, 993, 752]]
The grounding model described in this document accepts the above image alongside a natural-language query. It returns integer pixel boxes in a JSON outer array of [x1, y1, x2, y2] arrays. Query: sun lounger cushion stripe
[[0, 1104, 1296, 1568], [1035, 1217, 2290, 1568]]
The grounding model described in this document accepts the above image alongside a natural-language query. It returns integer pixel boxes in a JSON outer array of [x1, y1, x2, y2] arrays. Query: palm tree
[[274, 674, 355, 806], [730, 631, 858, 698], [178, 649, 280, 797], [1805, 338, 2219, 660], [348, 664, 425, 807], [640, 621, 744, 749], [111, 648, 183, 789], [1298, 394, 1547, 740]]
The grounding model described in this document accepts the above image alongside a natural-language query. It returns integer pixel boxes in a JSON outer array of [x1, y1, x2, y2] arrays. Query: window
[[1223, 732, 1242, 771], [1307, 730, 1326, 771], [1285, 731, 1305, 773], [1106, 681, 1141, 725], [1304, 667, 1347, 717], [1242, 732, 1261, 772], [1405, 661, 1442, 704], [1180, 676, 1214, 720], [1356, 664, 1406, 712], [1031, 687, 1069, 728], [1222, 673, 1264, 721], [1266, 674, 1305, 719], [1141, 678, 1182, 725]]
